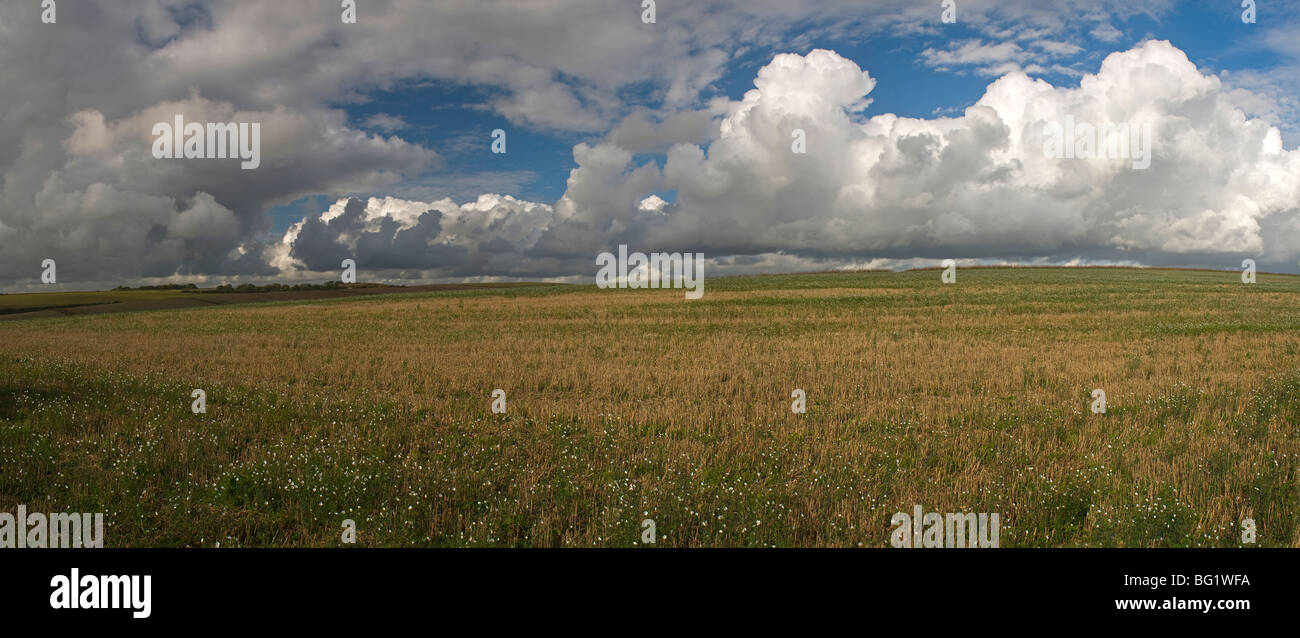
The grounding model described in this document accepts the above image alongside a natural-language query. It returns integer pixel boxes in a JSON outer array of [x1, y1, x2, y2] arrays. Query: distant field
[[0, 289, 166, 314], [0, 282, 561, 319], [2, 267, 1299, 547]]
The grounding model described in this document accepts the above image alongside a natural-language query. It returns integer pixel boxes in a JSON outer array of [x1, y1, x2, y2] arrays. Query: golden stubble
[[4, 276, 1299, 546]]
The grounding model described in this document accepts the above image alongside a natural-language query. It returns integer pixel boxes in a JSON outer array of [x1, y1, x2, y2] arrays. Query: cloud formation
[[277, 41, 1300, 281], [1, 1, 1298, 288]]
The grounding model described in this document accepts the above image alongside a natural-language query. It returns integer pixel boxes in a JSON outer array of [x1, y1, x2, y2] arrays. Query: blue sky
[[4, 0, 1300, 290], [264, 1, 1297, 237]]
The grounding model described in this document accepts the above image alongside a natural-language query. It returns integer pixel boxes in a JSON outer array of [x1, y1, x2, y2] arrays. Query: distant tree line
[[109, 281, 395, 293], [112, 283, 198, 290], [192, 281, 394, 293]]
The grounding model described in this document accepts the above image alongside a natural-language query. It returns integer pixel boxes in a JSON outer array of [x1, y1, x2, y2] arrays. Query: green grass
[[2, 353, 1294, 547], [2, 267, 1298, 547], [0, 281, 575, 318], [0, 290, 175, 314]]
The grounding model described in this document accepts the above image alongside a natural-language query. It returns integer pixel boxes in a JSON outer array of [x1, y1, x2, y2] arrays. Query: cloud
[[607, 109, 719, 154], [2, 1, 1296, 288], [362, 113, 408, 133], [2, 91, 437, 282], [274, 194, 559, 279], [0, 0, 924, 287], [921, 37, 1086, 77], [644, 42, 1298, 269], [275, 41, 1300, 281], [1090, 23, 1124, 42], [922, 40, 1026, 72]]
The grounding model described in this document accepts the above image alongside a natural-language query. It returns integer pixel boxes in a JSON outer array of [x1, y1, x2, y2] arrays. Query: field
[[2, 267, 1299, 547], [0, 282, 554, 319]]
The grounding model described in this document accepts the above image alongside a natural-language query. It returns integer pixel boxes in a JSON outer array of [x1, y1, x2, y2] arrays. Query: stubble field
[[2, 267, 1298, 547]]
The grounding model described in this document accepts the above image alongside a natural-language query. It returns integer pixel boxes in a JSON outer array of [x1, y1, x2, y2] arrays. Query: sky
[[2, 0, 1299, 292]]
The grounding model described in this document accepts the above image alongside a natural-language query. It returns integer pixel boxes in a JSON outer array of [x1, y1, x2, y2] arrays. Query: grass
[[0, 282, 568, 319], [0, 289, 169, 314], [1, 267, 1298, 547]]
